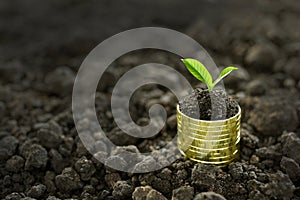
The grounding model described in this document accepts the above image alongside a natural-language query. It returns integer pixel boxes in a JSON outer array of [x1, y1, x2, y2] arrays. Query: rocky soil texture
[[1, 0, 300, 199]]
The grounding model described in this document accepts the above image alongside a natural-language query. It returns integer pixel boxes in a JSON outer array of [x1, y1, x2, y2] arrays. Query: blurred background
[[0, 0, 294, 67], [1, 0, 300, 87], [1, 0, 300, 199]]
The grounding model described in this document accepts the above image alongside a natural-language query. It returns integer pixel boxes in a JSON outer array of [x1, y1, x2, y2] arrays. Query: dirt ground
[[1, 0, 300, 199]]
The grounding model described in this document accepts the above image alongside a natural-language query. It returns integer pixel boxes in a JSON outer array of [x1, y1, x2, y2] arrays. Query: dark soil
[[179, 88, 239, 120], [1, 0, 300, 200]]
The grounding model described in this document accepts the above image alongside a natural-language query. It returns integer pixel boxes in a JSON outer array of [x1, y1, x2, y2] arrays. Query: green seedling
[[181, 58, 238, 92]]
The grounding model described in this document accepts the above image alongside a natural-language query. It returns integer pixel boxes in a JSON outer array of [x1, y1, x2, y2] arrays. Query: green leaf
[[181, 58, 213, 88], [213, 66, 238, 87]]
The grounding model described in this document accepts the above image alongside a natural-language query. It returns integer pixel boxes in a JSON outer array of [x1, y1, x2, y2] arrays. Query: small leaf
[[181, 58, 213, 87], [213, 66, 238, 86]]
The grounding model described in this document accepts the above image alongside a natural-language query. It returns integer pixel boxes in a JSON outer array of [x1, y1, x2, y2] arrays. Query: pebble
[[104, 172, 121, 188], [46, 196, 61, 200], [151, 176, 172, 195], [241, 128, 259, 149], [74, 156, 96, 181], [250, 155, 260, 165], [281, 132, 300, 164], [44, 66, 75, 96], [5, 155, 25, 172], [36, 121, 63, 149], [98, 190, 110, 200], [5, 192, 22, 200], [245, 43, 278, 71], [228, 162, 244, 180], [80, 191, 94, 199], [245, 80, 267, 96], [0, 136, 18, 160], [280, 156, 300, 182], [191, 164, 218, 190], [248, 190, 266, 200], [27, 184, 46, 199], [111, 145, 142, 170], [75, 139, 90, 157], [249, 171, 257, 179], [248, 99, 298, 136], [147, 189, 168, 200], [105, 156, 128, 172], [112, 181, 134, 199], [157, 168, 172, 181], [132, 186, 152, 200], [55, 167, 83, 193], [21, 171, 35, 186], [133, 156, 158, 173], [107, 126, 139, 146], [255, 146, 281, 161], [247, 179, 263, 191], [49, 149, 68, 174], [19, 140, 35, 158], [194, 192, 226, 200], [132, 186, 167, 200], [172, 185, 194, 200], [94, 140, 107, 153], [44, 171, 56, 194], [261, 171, 295, 200], [82, 185, 95, 194], [24, 144, 48, 170], [257, 173, 268, 183]]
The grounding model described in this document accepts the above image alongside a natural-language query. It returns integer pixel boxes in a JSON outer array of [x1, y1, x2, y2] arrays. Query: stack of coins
[[177, 105, 241, 166]]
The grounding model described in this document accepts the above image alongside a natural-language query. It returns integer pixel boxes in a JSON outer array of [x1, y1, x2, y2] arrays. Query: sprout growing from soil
[[181, 58, 238, 92]]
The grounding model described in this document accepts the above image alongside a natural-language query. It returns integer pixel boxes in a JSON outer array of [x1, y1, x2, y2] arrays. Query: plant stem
[[207, 84, 213, 92]]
